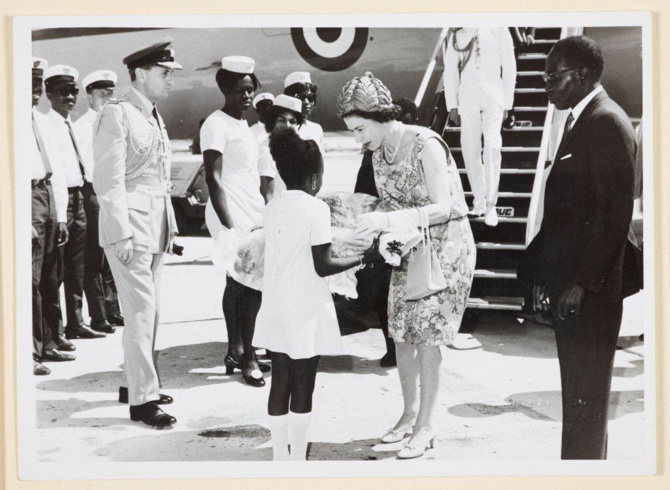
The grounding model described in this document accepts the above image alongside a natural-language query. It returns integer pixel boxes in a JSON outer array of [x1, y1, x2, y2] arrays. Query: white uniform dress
[[298, 120, 324, 153], [254, 191, 343, 359], [200, 110, 264, 239]]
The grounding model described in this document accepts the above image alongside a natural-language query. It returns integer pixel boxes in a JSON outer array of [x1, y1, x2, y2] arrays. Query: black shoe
[[109, 314, 125, 326], [65, 324, 106, 339], [91, 320, 116, 334], [129, 401, 176, 427], [42, 349, 76, 362], [224, 354, 270, 375], [34, 361, 51, 375], [119, 387, 173, 405], [240, 354, 266, 387], [503, 109, 516, 129], [55, 335, 76, 352], [380, 352, 397, 368]]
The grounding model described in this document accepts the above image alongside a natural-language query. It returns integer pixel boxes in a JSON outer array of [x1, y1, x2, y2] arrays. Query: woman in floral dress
[[336, 72, 476, 459]]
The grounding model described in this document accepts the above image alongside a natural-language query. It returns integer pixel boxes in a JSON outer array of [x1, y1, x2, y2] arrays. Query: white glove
[[387, 208, 423, 232], [112, 237, 134, 264], [355, 212, 389, 236]]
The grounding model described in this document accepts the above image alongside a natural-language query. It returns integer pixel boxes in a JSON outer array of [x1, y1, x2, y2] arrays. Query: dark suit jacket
[[521, 90, 639, 304]]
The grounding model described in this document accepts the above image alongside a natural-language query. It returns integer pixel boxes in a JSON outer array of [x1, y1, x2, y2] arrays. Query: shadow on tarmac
[[36, 398, 135, 430], [448, 389, 644, 422], [319, 355, 395, 377]]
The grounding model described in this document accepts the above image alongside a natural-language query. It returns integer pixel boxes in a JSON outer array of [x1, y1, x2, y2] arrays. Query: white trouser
[[460, 107, 505, 209], [106, 249, 164, 406]]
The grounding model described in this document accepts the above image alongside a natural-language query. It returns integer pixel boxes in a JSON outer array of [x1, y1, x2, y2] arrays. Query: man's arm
[[573, 111, 636, 293], [499, 28, 517, 110], [93, 103, 132, 244]]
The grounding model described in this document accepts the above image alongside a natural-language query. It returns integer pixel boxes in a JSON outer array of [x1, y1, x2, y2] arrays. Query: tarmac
[[27, 135, 648, 473]]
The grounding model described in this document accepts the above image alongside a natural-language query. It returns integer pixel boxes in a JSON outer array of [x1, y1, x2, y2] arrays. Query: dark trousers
[[82, 182, 120, 324], [32, 181, 61, 357], [552, 300, 624, 460], [61, 187, 87, 328]]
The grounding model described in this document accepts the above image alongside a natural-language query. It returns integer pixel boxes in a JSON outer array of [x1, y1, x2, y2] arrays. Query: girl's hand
[[362, 234, 382, 264]]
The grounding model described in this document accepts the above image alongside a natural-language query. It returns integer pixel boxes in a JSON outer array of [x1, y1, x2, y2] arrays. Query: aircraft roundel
[[291, 28, 369, 72]]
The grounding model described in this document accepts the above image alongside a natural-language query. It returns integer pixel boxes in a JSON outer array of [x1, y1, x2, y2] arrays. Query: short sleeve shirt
[[200, 110, 264, 233], [298, 120, 325, 153]]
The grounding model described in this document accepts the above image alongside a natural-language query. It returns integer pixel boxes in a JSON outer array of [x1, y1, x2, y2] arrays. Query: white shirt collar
[[130, 85, 155, 114], [48, 108, 72, 123], [570, 85, 604, 124]]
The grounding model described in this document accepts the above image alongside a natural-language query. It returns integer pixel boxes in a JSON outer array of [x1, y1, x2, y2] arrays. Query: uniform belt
[[131, 182, 173, 195], [31, 178, 51, 189]]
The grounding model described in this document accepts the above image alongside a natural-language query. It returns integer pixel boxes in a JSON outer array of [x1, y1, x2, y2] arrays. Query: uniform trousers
[[106, 249, 164, 406], [32, 180, 61, 358], [61, 187, 87, 328], [82, 182, 120, 324], [460, 106, 504, 209], [552, 300, 624, 460]]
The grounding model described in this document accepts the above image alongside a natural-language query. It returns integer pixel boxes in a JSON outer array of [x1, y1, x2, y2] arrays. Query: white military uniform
[[444, 27, 516, 210], [93, 86, 179, 406], [298, 120, 324, 154]]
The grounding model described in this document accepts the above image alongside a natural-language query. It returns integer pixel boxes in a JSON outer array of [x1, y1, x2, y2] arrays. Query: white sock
[[288, 411, 312, 461], [269, 414, 290, 461]]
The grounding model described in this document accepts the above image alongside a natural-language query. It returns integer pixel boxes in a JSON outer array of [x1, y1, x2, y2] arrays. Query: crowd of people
[[29, 32, 641, 462]]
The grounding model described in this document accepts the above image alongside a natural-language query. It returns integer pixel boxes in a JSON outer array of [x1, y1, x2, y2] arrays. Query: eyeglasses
[[541, 67, 581, 84], [293, 93, 316, 103], [56, 87, 79, 97]]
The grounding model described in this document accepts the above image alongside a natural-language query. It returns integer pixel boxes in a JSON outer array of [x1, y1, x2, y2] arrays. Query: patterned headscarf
[[336, 72, 395, 118]]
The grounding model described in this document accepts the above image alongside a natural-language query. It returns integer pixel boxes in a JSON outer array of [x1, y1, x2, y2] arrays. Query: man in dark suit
[[521, 36, 639, 459]]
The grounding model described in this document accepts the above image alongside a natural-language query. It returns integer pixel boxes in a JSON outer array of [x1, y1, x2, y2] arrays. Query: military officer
[[93, 40, 181, 427], [444, 27, 517, 226], [31, 58, 75, 373], [43, 65, 106, 342], [74, 70, 124, 334]]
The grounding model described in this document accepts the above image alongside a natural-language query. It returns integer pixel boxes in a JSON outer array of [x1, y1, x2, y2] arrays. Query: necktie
[[65, 119, 88, 183], [32, 113, 53, 179], [151, 106, 160, 126], [558, 112, 575, 153]]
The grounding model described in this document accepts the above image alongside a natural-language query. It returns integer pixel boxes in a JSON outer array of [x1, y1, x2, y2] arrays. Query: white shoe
[[397, 433, 437, 459], [484, 207, 499, 227], [468, 205, 486, 217], [381, 425, 414, 444]]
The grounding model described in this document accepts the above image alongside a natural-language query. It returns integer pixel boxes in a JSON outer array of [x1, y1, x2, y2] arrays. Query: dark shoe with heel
[[109, 314, 125, 326], [42, 349, 76, 362], [224, 354, 270, 375], [91, 320, 116, 334], [129, 401, 176, 427], [55, 335, 76, 352], [119, 387, 173, 405]]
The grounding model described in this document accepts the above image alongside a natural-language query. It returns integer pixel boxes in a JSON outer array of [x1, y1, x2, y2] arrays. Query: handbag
[[404, 208, 448, 301]]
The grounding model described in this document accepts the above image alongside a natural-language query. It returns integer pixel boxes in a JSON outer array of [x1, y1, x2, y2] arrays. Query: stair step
[[515, 88, 546, 93], [445, 127, 543, 133], [474, 269, 518, 279], [465, 191, 532, 198], [514, 106, 547, 111], [451, 146, 540, 152], [459, 168, 536, 175], [467, 296, 525, 311], [517, 71, 545, 76], [476, 242, 526, 251], [518, 53, 548, 60], [470, 216, 528, 224]]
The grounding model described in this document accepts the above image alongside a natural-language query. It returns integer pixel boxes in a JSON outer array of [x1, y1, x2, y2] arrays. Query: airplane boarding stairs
[[436, 27, 564, 313]]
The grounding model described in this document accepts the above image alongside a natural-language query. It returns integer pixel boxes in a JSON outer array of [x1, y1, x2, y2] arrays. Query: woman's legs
[[407, 344, 443, 445], [239, 283, 263, 378], [288, 355, 320, 461], [268, 352, 291, 461], [391, 341, 420, 431], [222, 278, 243, 359]]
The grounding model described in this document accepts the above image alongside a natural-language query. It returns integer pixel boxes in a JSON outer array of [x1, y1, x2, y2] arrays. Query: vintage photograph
[[13, 12, 654, 479]]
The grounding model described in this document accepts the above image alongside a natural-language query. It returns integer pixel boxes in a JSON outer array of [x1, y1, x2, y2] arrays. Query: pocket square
[[560, 153, 573, 161]]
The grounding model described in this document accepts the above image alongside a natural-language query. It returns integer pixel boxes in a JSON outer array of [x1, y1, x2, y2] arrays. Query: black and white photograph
[[12, 11, 654, 480]]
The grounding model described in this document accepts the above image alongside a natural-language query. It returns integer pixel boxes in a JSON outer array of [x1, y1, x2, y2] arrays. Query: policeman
[[93, 40, 181, 427], [31, 58, 75, 372], [74, 70, 123, 334], [283, 71, 324, 152], [43, 65, 106, 342]]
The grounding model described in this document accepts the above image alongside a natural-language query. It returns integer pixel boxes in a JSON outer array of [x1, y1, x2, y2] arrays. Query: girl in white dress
[[254, 128, 379, 461]]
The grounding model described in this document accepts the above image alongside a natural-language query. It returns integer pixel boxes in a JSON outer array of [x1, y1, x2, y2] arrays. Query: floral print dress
[[373, 128, 476, 346]]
